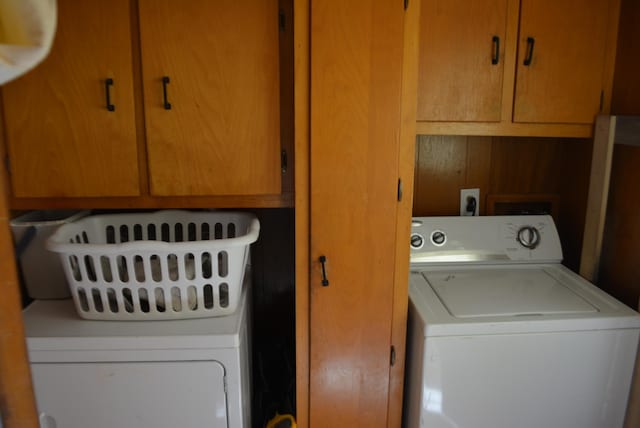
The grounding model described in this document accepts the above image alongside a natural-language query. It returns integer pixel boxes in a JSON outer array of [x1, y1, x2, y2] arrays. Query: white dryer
[[404, 215, 640, 428], [23, 272, 251, 428]]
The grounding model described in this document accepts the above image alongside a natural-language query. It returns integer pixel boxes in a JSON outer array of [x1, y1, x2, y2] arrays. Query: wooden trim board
[[293, 0, 310, 426], [387, 0, 420, 425], [0, 160, 37, 427], [580, 115, 616, 281], [416, 121, 593, 138]]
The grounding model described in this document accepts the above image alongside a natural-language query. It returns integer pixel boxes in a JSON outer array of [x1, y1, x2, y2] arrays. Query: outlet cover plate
[[460, 188, 480, 216]]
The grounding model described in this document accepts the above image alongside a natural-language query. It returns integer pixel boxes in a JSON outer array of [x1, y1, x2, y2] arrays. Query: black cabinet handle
[[319, 255, 329, 286], [523, 37, 535, 66], [162, 76, 172, 110], [105, 78, 115, 112], [492, 36, 500, 65]]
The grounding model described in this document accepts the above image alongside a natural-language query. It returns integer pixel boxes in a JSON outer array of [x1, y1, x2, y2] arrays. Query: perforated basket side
[[47, 210, 258, 320]]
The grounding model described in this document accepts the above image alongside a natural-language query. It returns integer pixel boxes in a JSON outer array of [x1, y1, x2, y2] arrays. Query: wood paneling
[[595, 0, 640, 311], [2, 0, 140, 198], [598, 144, 640, 308], [466, 138, 493, 200], [413, 135, 592, 269], [417, 0, 509, 122], [601, 2, 640, 424], [489, 138, 563, 194], [309, 0, 404, 425], [413, 135, 491, 216], [594, 0, 640, 308], [139, 0, 281, 196], [250, 209, 296, 426], [611, 0, 640, 115], [556, 138, 592, 271], [514, 0, 613, 124], [413, 136, 466, 215]]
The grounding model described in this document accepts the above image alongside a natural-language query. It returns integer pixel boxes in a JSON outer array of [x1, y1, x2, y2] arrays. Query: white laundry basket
[[46, 210, 259, 320]]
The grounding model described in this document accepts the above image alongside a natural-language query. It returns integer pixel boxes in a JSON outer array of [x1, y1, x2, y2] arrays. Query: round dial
[[410, 233, 424, 249], [516, 226, 540, 249], [430, 230, 446, 246]]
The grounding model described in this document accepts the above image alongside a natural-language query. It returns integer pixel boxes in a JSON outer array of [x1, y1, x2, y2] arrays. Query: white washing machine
[[23, 271, 252, 428], [404, 215, 640, 428]]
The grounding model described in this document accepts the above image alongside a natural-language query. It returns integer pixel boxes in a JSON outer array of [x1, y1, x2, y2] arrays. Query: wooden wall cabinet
[[2, 0, 282, 202], [2, 1, 140, 198], [416, 0, 621, 137], [138, 0, 281, 196], [417, 0, 509, 123]]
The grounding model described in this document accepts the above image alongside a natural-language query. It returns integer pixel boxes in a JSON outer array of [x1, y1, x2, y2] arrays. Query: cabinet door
[[310, 0, 404, 426], [139, 0, 281, 196], [417, 0, 509, 122], [31, 361, 228, 428], [2, 0, 139, 198], [513, 0, 611, 124]]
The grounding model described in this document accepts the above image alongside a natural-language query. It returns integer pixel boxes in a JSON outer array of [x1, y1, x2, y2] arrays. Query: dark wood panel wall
[[611, 0, 640, 116], [249, 208, 296, 427], [598, 0, 640, 310], [604, 7, 640, 426], [413, 135, 592, 271]]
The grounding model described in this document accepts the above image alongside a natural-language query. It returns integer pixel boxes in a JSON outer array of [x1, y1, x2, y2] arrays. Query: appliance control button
[[516, 226, 540, 249], [430, 230, 446, 246], [410, 233, 425, 249]]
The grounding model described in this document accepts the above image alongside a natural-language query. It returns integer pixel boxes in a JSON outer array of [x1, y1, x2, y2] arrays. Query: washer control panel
[[516, 225, 540, 249], [430, 230, 446, 246], [410, 233, 425, 250], [410, 215, 563, 264]]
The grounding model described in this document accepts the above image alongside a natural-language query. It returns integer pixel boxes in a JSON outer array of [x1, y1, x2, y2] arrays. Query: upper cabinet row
[[2, 0, 283, 202], [416, 0, 620, 137]]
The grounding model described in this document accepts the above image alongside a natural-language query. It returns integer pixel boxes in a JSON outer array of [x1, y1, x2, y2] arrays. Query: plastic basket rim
[[10, 209, 90, 227], [46, 210, 260, 254]]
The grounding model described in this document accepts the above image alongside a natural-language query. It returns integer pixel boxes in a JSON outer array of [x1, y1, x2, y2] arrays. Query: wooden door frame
[[0, 134, 38, 427], [387, 0, 420, 425], [294, 0, 310, 427]]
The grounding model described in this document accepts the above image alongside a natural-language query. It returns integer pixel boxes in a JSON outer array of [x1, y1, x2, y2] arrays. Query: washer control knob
[[410, 233, 424, 249], [517, 226, 540, 249], [430, 230, 447, 246]]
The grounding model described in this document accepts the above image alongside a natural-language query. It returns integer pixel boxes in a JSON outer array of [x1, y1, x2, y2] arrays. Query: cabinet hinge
[[4, 156, 10, 175], [223, 375, 228, 394], [397, 178, 403, 202], [390, 345, 396, 366], [404, 0, 409, 10], [279, 8, 286, 32], [281, 149, 288, 174], [599, 90, 604, 112]]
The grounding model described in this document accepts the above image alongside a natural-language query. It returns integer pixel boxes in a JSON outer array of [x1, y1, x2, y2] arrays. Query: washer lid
[[423, 268, 598, 318]]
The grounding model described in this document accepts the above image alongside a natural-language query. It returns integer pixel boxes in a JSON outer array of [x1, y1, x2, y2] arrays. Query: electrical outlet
[[460, 188, 480, 216]]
